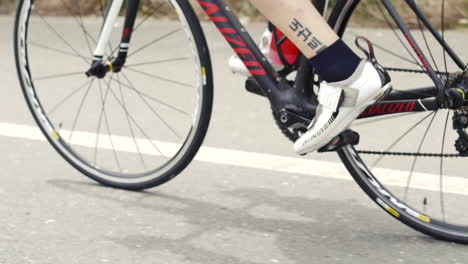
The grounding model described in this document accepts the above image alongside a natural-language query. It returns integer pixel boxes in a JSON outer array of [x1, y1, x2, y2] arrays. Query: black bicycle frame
[[197, 0, 291, 112], [119, 0, 466, 120]]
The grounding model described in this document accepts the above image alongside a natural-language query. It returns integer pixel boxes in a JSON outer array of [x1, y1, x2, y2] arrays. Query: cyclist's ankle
[[308, 39, 361, 83]]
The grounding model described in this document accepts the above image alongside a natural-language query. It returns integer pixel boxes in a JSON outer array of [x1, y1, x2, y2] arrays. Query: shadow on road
[[48, 178, 456, 264]]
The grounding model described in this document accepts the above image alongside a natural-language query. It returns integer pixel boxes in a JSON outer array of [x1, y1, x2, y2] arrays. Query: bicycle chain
[[356, 67, 462, 157], [278, 66, 463, 157], [384, 67, 451, 76], [356, 150, 462, 157]]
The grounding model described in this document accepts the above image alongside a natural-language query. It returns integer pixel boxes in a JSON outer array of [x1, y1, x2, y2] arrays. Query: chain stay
[[355, 67, 466, 157]]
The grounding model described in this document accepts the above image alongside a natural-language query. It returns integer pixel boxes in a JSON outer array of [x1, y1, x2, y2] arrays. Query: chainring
[[273, 59, 318, 142]]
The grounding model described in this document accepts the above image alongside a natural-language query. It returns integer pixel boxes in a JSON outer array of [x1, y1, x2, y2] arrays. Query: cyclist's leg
[[249, 0, 337, 58], [248, 0, 392, 154], [248, 0, 361, 83]]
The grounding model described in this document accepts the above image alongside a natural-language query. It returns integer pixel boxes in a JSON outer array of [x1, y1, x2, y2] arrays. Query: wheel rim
[[330, 0, 468, 230], [16, 0, 206, 182]]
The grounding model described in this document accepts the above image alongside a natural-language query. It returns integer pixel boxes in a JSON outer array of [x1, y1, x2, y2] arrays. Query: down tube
[[196, 0, 281, 98]]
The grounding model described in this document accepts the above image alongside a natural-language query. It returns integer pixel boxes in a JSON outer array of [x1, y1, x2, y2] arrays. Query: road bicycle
[[14, 0, 468, 243]]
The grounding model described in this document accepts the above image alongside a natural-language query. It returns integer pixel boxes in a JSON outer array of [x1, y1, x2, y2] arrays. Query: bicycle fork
[[86, 0, 140, 78]]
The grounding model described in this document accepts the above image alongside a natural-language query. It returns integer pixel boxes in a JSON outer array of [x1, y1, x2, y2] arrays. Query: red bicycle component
[[270, 28, 300, 67]]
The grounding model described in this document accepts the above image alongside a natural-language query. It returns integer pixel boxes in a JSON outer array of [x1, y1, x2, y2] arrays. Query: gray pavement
[[1, 14, 468, 264]]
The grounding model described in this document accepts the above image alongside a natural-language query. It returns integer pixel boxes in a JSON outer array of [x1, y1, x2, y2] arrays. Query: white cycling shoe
[[294, 60, 392, 155]]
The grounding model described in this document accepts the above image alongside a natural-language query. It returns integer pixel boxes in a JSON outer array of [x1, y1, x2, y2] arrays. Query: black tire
[[328, 0, 468, 243], [338, 146, 468, 243], [14, 0, 213, 190]]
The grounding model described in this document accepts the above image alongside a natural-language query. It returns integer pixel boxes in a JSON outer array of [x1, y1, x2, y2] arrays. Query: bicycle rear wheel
[[14, 0, 213, 190], [326, 0, 468, 242]]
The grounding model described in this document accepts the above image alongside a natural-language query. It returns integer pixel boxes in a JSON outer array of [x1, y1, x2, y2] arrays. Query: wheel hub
[[85, 57, 125, 79]]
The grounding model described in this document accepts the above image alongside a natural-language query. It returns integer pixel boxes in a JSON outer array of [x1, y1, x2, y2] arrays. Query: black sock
[[308, 39, 361, 83]]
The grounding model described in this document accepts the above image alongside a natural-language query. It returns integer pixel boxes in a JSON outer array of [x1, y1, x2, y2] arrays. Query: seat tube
[[92, 0, 125, 62]]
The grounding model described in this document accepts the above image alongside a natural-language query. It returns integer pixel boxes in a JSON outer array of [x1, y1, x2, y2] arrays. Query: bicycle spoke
[[125, 57, 190, 67], [57, 0, 97, 54], [33, 71, 85, 82], [48, 79, 93, 115], [38, 15, 90, 64], [439, 110, 450, 221], [58, 0, 96, 42], [417, 19, 441, 74], [370, 112, 436, 168], [120, 72, 182, 140], [68, 79, 95, 143], [116, 74, 147, 170], [19, 0, 206, 180], [350, 32, 421, 67], [106, 1, 167, 59], [109, 76, 190, 116], [404, 111, 438, 201], [373, 0, 424, 71], [127, 28, 181, 59], [93, 80, 106, 165], [123, 67, 192, 88], [333, 0, 468, 232], [101, 76, 122, 173], [105, 81, 165, 156], [75, 0, 97, 54], [29, 42, 92, 61], [133, 2, 165, 33], [441, 0, 448, 75]]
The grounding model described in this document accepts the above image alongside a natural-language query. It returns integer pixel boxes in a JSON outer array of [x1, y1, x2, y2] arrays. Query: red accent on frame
[[123, 27, 131, 39], [197, 0, 267, 76], [234, 48, 267, 75], [198, 1, 219, 15], [219, 28, 236, 34], [404, 33, 430, 71], [223, 34, 246, 47], [210, 16, 228, 22], [360, 101, 417, 117]]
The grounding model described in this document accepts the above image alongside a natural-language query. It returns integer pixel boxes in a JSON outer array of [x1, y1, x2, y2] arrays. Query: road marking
[[0, 122, 467, 196]]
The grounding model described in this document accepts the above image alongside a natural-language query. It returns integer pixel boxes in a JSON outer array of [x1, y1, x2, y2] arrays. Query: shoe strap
[[318, 83, 343, 112]]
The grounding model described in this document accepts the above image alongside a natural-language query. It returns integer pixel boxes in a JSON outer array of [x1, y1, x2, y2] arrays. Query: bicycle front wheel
[[14, 0, 213, 190], [327, 0, 468, 243]]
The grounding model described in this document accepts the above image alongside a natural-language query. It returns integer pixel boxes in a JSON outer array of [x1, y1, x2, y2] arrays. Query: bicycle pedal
[[318, 130, 360, 153]]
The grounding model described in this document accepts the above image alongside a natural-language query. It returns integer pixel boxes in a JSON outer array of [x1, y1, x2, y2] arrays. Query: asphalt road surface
[[1, 14, 468, 264]]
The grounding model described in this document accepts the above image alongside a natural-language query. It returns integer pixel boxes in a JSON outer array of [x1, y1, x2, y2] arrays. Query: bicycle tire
[[328, 0, 468, 243], [14, 0, 213, 190]]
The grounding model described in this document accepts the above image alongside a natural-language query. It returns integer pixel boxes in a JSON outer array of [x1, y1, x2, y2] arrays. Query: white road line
[[0, 122, 467, 196]]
